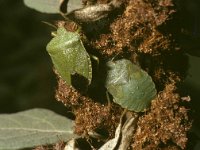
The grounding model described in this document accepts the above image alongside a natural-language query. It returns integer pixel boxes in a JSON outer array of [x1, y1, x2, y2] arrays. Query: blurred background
[[0, 0, 200, 148], [0, 0, 67, 114]]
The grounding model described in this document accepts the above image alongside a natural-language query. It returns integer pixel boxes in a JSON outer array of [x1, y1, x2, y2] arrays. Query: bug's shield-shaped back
[[106, 59, 156, 112], [46, 27, 92, 86]]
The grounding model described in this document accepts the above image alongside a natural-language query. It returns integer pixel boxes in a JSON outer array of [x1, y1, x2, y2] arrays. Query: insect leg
[[106, 91, 112, 109]]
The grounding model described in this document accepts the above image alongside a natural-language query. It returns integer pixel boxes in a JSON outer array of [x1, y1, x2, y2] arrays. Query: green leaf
[[0, 108, 77, 150], [23, 0, 63, 13], [67, 0, 83, 13], [106, 59, 157, 112], [23, 0, 83, 14], [46, 27, 92, 85]]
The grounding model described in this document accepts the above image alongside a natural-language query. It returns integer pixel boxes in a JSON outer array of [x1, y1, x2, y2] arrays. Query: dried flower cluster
[[53, 0, 191, 149], [91, 0, 177, 57], [132, 84, 191, 149], [56, 77, 122, 137]]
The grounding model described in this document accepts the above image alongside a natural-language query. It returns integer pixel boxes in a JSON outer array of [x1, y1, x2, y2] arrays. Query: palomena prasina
[[46, 27, 92, 85], [105, 59, 156, 112]]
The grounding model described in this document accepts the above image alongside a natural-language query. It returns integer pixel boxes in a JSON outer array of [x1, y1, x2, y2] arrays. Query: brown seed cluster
[[91, 0, 177, 58], [75, 100, 122, 137], [132, 84, 191, 149], [55, 76, 122, 137], [52, 0, 191, 149], [56, 77, 81, 107]]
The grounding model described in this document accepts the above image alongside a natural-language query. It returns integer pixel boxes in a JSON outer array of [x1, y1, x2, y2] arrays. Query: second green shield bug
[[46, 27, 92, 85], [106, 59, 157, 112]]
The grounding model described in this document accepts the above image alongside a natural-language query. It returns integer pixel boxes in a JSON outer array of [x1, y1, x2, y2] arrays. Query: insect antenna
[[41, 21, 57, 29], [110, 52, 122, 62]]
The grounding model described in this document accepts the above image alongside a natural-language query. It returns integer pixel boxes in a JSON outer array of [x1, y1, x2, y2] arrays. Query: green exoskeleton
[[46, 27, 92, 86], [106, 59, 157, 112]]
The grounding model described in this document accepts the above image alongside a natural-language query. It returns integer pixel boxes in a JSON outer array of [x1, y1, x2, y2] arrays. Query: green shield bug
[[46, 27, 92, 86], [105, 59, 156, 112]]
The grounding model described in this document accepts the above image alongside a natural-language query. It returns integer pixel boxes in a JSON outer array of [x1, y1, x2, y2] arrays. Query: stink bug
[[106, 59, 156, 112], [46, 27, 92, 85]]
